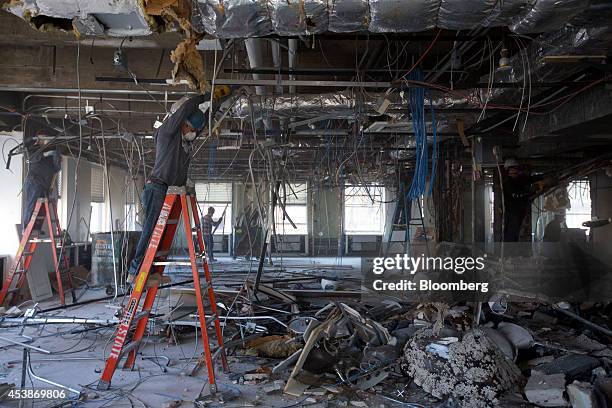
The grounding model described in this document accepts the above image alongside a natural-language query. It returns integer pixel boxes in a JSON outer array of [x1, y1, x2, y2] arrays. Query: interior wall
[[106, 165, 143, 231], [0, 131, 23, 263]]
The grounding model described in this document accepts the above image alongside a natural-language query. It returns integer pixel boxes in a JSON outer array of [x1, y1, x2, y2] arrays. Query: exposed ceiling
[[1, 0, 612, 182]]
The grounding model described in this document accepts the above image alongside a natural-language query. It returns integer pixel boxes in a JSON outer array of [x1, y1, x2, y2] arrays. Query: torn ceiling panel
[[4, 0, 154, 36]]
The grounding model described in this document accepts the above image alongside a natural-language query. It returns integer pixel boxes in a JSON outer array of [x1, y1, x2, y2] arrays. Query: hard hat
[[504, 158, 519, 169]]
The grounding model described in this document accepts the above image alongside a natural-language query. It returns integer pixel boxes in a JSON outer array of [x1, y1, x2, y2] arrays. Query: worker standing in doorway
[[502, 158, 547, 242], [127, 91, 223, 286], [201, 206, 223, 262], [22, 131, 61, 230]]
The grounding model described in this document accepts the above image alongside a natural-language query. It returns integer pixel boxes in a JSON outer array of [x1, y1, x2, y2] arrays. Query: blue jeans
[[204, 234, 214, 260], [128, 182, 168, 276], [22, 178, 49, 230]]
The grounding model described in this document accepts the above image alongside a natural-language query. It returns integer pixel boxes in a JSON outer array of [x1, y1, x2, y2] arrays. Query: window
[[274, 183, 308, 235], [344, 185, 385, 235], [124, 178, 140, 231], [125, 204, 138, 231], [90, 165, 106, 234], [196, 182, 232, 234], [566, 180, 591, 229]]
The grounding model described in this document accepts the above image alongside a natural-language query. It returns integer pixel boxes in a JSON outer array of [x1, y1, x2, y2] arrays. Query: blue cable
[[428, 96, 438, 196], [408, 69, 428, 200]]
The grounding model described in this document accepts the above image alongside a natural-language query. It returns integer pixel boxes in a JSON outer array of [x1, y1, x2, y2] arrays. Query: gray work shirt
[[27, 148, 61, 190], [149, 95, 209, 186]]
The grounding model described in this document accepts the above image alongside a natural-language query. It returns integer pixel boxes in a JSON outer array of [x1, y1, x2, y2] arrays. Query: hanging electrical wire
[[407, 69, 429, 200]]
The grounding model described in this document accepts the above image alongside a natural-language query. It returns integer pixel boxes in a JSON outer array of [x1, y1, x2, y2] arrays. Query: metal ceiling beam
[[0, 86, 196, 96]]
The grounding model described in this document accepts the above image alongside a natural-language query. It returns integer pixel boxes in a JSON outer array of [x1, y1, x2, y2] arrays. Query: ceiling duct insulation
[[269, 0, 329, 35], [328, 0, 369, 33], [510, 0, 591, 34], [482, 0, 529, 27], [4, 0, 155, 36], [192, 0, 590, 37], [231, 91, 479, 120], [482, 23, 612, 106], [368, 0, 438, 33]]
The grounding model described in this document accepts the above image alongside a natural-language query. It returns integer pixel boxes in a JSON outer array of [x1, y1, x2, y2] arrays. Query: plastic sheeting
[[510, 0, 591, 34]]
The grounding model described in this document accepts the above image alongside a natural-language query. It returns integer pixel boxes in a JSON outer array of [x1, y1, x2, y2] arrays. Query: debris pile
[[218, 282, 612, 408]]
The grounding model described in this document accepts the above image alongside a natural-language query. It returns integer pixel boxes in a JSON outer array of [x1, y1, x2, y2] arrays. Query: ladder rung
[[6, 288, 21, 293], [132, 310, 150, 324], [166, 220, 179, 225], [152, 261, 192, 266], [205, 314, 219, 326], [212, 347, 223, 360], [119, 340, 141, 358], [29, 238, 52, 243]]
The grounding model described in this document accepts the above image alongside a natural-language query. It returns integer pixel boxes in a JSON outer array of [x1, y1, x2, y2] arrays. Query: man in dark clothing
[[502, 158, 542, 242], [201, 206, 223, 262], [543, 213, 565, 242], [127, 94, 210, 285], [22, 133, 61, 230]]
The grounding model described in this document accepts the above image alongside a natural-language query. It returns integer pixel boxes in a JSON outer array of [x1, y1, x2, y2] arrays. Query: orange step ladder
[[97, 186, 229, 392], [0, 198, 76, 306]]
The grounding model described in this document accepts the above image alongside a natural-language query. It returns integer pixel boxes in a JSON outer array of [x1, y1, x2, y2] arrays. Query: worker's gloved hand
[[212, 85, 231, 100], [42, 149, 58, 158]]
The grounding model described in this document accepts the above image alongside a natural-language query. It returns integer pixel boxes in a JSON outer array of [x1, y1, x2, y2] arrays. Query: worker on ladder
[[127, 87, 231, 286], [22, 130, 61, 230]]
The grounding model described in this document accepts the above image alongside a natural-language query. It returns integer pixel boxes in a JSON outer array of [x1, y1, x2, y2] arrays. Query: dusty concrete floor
[[0, 288, 324, 407], [0, 257, 388, 407]]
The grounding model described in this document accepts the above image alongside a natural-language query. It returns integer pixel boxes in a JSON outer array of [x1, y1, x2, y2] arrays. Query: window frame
[[274, 183, 308, 236], [196, 182, 233, 235], [343, 185, 386, 235]]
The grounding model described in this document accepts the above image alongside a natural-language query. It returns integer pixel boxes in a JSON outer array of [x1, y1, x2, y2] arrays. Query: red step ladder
[[97, 186, 229, 392], [0, 198, 76, 306]]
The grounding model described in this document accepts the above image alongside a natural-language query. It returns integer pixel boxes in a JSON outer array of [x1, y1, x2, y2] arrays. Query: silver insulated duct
[[231, 91, 478, 119], [192, 0, 591, 38]]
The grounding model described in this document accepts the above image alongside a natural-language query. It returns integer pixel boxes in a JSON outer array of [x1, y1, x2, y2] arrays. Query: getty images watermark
[[369, 254, 490, 293]]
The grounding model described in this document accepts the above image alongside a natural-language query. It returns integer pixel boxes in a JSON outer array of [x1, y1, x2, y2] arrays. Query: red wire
[[401, 29, 443, 80]]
